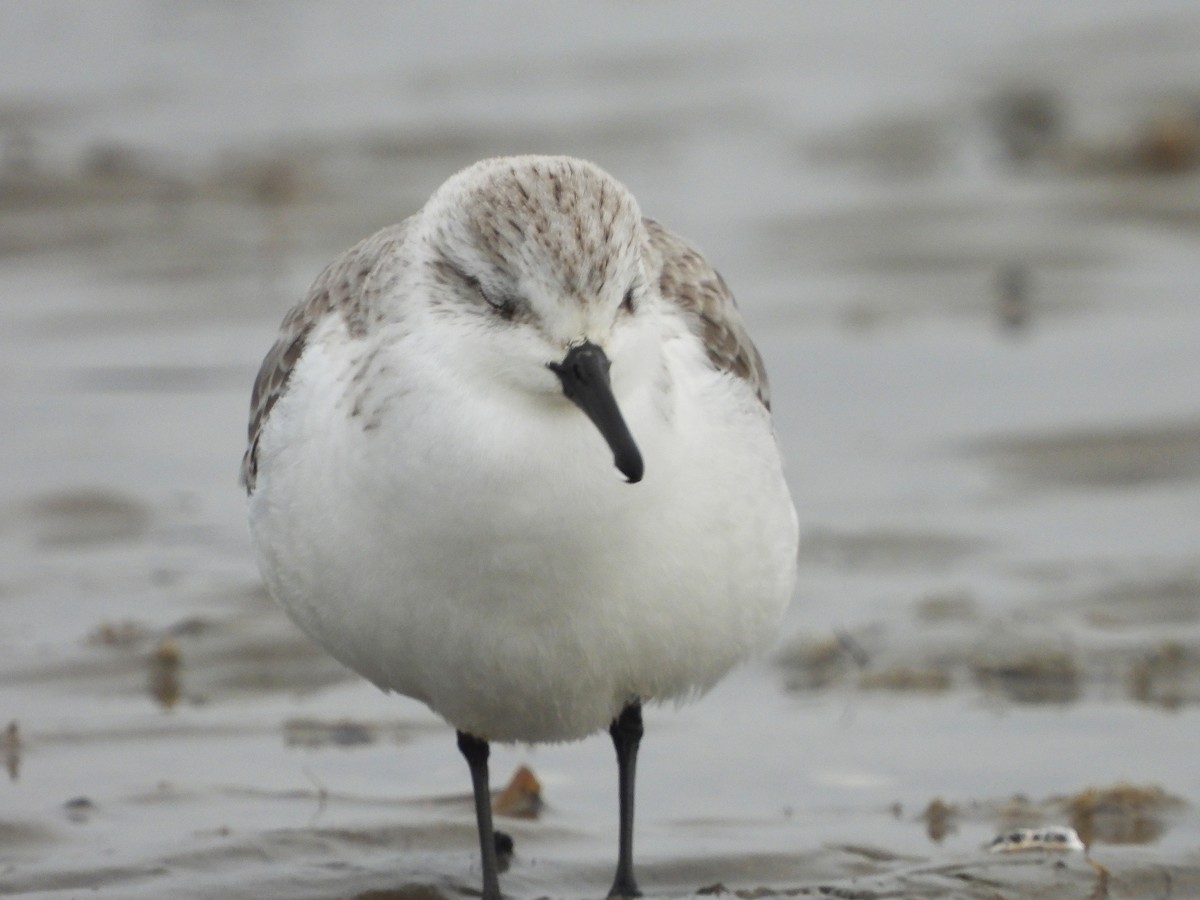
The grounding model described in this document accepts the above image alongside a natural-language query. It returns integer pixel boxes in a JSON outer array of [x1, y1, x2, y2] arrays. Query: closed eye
[[620, 286, 636, 315], [440, 260, 519, 320], [480, 286, 517, 320]]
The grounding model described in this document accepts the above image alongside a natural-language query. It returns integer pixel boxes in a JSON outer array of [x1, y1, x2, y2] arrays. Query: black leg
[[457, 730, 502, 900], [608, 701, 644, 898]]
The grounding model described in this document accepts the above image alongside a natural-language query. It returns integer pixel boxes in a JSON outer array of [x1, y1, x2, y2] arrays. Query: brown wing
[[644, 218, 770, 409], [240, 221, 410, 493]]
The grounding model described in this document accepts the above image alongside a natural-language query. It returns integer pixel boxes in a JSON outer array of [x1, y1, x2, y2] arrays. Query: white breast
[[248, 317, 797, 743]]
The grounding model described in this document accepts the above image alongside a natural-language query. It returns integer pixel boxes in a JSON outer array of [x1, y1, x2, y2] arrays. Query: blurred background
[[3, 2, 1200, 897]]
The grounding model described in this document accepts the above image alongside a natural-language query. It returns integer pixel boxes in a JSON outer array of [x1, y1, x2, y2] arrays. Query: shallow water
[[3, 2, 1200, 897]]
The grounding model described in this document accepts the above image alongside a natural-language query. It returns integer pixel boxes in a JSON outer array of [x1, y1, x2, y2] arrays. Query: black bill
[[548, 341, 644, 483]]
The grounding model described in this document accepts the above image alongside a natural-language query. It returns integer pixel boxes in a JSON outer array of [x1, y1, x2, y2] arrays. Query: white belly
[[248, 338, 798, 743]]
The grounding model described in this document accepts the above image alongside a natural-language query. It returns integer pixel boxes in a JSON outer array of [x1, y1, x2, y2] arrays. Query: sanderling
[[242, 155, 798, 898]]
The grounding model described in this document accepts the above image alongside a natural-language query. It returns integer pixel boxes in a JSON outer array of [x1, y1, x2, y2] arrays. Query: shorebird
[[242, 155, 798, 898]]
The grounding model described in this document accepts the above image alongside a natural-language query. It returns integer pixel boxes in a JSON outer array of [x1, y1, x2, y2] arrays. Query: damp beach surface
[[4, 3, 1200, 897]]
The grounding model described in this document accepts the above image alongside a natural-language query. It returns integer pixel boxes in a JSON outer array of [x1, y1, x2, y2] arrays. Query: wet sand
[[3, 3, 1200, 898]]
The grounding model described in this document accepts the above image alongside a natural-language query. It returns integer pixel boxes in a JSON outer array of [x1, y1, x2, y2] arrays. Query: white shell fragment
[[988, 826, 1086, 853]]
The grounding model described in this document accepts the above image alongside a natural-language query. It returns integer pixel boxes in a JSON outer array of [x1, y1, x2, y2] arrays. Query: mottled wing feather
[[644, 218, 770, 409], [241, 221, 410, 493]]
